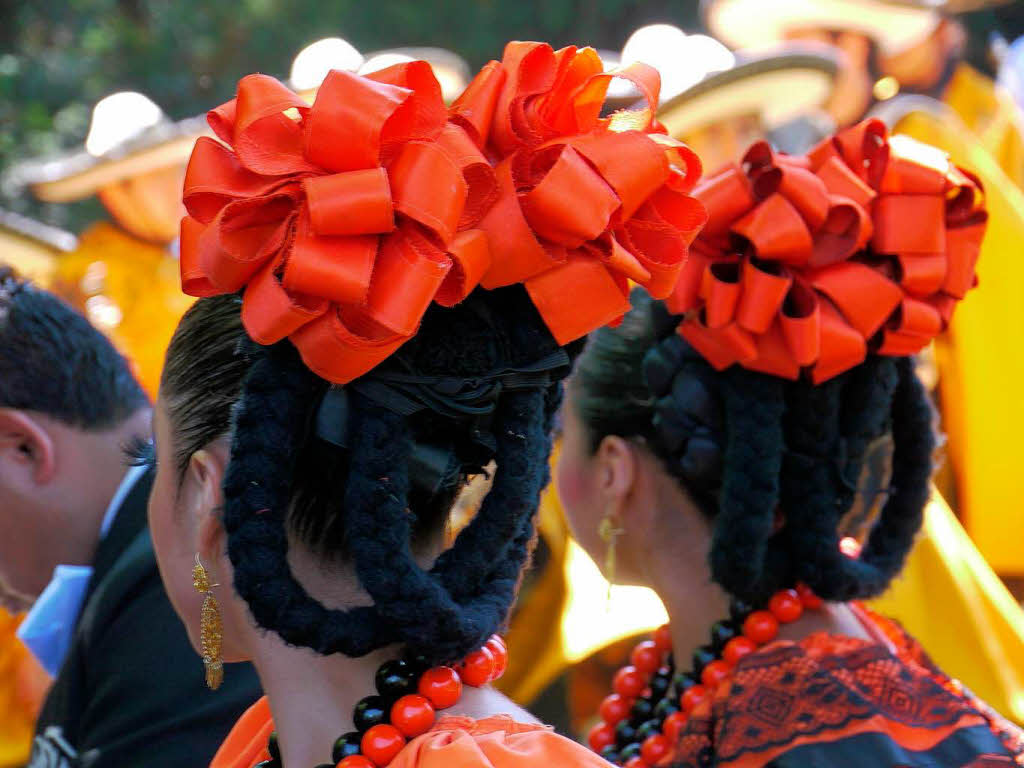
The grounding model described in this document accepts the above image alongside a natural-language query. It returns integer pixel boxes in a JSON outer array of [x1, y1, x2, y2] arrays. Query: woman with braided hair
[[139, 43, 705, 768], [561, 120, 1024, 767]]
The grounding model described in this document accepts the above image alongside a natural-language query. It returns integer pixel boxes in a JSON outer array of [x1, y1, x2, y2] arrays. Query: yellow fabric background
[[891, 66, 1024, 573]]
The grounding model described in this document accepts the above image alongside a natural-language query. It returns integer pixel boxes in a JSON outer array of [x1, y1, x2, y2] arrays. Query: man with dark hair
[[0, 266, 260, 768]]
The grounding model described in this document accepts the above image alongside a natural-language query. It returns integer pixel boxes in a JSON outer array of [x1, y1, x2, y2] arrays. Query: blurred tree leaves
[[0, 0, 699, 232]]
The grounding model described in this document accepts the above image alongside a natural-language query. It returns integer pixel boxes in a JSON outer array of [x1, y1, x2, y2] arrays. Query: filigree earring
[[192, 554, 223, 690]]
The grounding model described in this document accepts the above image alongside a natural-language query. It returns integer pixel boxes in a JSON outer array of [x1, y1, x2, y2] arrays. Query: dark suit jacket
[[30, 471, 262, 768]]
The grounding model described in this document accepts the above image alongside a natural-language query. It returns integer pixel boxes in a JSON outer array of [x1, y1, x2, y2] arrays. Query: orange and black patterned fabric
[[670, 607, 1024, 767]]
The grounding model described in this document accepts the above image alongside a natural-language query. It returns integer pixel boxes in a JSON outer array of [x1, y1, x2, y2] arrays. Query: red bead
[[743, 611, 779, 645], [623, 757, 648, 768], [599, 693, 632, 725], [722, 636, 758, 666], [663, 710, 688, 742], [485, 635, 509, 679], [360, 724, 406, 766], [418, 666, 462, 710], [796, 582, 824, 610], [680, 684, 708, 713], [641, 733, 671, 764], [769, 589, 803, 623], [390, 694, 436, 738], [654, 624, 673, 652], [336, 756, 375, 768], [588, 721, 617, 752], [613, 665, 647, 699], [630, 640, 662, 675], [459, 647, 495, 687], [700, 659, 732, 689]]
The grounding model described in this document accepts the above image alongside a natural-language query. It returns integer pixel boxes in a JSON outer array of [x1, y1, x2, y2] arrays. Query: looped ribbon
[[449, 41, 707, 343], [666, 118, 987, 383], [180, 62, 499, 384]]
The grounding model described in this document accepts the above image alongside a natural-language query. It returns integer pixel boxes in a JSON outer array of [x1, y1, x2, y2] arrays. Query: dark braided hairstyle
[[571, 288, 937, 606], [161, 285, 571, 663]]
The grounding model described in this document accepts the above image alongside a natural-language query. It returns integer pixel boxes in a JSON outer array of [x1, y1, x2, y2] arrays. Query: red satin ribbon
[[667, 119, 987, 384], [180, 63, 498, 384], [451, 41, 707, 344], [181, 45, 707, 381]]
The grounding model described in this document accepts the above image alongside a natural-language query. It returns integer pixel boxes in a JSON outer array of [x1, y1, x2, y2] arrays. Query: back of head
[[573, 119, 985, 606], [0, 265, 148, 428], [161, 45, 707, 664]]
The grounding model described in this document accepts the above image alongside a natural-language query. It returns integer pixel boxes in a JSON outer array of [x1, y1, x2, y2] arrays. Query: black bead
[[620, 743, 643, 761], [332, 732, 362, 763], [405, 654, 432, 676], [615, 720, 637, 747], [630, 697, 654, 724], [672, 672, 698, 696], [253, 762, 277, 768], [730, 599, 753, 623], [376, 658, 417, 700], [313, 765, 335, 768], [636, 719, 661, 742], [267, 731, 281, 761], [600, 745, 621, 764], [649, 672, 671, 700], [709, 621, 737, 654], [692, 646, 716, 677], [655, 697, 681, 720], [353, 695, 388, 732]]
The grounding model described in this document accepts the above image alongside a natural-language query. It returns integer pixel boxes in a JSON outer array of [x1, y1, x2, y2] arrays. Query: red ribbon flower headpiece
[[666, 119, 986, 384], [451, 41, 707, 344], [179, 45, 707, 384]]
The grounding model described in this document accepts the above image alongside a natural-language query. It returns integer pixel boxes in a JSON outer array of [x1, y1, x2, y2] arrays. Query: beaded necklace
[[257, 635, 508, 768], [587, 586, 823, 767]]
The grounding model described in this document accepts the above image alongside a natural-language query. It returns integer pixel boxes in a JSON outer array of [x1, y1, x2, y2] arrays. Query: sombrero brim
[[702, 0, 941, 54], [9, 115, 209, 203], [657, 50, 839, 139]]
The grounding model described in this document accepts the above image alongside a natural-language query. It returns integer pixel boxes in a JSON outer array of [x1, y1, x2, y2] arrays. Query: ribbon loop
[[674, 120, 986, 383]]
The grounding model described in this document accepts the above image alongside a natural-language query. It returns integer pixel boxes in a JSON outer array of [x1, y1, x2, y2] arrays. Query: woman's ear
[[594, 435, 637, 512], [183, 448, 227, 568]]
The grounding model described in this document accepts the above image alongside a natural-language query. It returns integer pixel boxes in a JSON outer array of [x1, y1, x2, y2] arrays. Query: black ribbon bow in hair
[[314, 349, 571, 497]]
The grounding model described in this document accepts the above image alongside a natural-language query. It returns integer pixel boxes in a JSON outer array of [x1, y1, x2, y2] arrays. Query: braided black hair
[[572, 289, 937, 605], [162, 285, 570, 662]]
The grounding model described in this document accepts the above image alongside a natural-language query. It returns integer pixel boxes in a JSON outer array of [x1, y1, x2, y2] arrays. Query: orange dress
[[669, 606, 1024, 767], [210, 698, 609, 768]]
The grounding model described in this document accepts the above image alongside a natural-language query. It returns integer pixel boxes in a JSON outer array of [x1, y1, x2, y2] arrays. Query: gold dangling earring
[[598, 507, 625, 604], [192, 554, 223, 690]]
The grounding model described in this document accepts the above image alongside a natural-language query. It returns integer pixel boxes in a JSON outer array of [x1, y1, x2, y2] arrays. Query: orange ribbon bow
[[180, 62, 498, 384], [667, 119, 987, 384], [450, 41, 707, 344]]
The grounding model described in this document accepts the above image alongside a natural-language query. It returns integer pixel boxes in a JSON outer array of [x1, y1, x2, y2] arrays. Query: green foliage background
[[0, 0, 700, 231]]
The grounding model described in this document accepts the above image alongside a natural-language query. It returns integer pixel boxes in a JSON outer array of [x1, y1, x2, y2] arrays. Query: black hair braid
[[223, 342, 391, 656], [224, 339, 558, 662], [430, 387, 550, 620], [707, 369, 787, 604], [787, 356, 934, 600]]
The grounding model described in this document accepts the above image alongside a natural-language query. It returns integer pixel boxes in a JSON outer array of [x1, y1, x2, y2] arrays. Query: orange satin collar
[[667, 119, 987, 383], [180, 43, 707, 384]]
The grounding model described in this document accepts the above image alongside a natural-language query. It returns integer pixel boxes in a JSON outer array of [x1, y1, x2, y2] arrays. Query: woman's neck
[[250, 638, 399, 768], [248, 635, 540, 768]]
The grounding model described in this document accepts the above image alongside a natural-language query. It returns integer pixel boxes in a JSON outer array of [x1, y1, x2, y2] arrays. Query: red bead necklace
[[261, 635, 509, 768], [588, 585, 823, 768]]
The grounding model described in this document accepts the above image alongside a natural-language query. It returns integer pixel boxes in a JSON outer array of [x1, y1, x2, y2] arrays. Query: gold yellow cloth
[[890, 66, 1024, 573], [0, 610, 50, 768]]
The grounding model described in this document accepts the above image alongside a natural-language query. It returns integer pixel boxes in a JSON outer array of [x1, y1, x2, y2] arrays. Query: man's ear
[[183, 449, 227, 571], [0, 409, 55, 485]]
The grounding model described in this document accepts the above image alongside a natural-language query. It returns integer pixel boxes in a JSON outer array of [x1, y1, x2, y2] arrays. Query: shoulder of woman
[[391, 716, 607, 768]]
